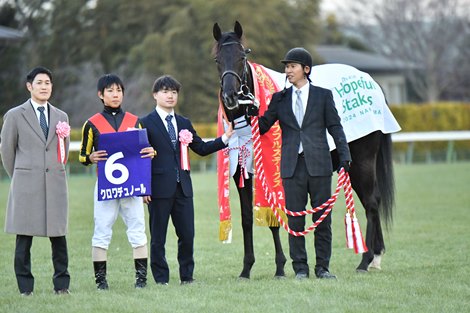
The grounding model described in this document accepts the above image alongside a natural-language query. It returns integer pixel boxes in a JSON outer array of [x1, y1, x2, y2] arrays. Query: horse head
[[213, 21, 253, 122]]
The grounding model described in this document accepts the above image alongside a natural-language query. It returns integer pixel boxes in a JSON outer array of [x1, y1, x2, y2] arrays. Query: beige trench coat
[[0, 100, 70, 237]]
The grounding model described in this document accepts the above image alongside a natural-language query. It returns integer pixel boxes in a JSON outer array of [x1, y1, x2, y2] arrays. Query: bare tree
[[342, 0, 470, 102]]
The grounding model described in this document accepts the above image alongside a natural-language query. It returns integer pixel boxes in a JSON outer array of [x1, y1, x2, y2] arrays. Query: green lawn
[[0, 163, 469, 313]]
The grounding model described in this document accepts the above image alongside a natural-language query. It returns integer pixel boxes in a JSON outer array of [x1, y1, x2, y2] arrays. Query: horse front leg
[[234, 170, 255, 279], [269, 226, 286, 278]]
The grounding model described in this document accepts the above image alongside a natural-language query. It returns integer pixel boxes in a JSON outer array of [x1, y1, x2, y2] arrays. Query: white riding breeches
[[92, 183, 147, 249]]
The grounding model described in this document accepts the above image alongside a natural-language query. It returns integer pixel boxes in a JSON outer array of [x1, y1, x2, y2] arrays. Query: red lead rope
[[251, 117, 368, 254]]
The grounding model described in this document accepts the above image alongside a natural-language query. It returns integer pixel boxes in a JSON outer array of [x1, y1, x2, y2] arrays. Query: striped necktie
[[165, 114, 180, 182], [37, 106, 48, 139], [165, 114, 177, 149]]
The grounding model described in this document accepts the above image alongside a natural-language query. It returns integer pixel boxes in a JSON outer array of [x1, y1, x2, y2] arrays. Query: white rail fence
[[68, 130, 470, 165], [391, 131, 470, 163], [1, 131, 469, 177]]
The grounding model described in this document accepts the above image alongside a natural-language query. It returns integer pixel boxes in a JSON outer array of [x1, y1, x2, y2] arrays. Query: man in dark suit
[[256, 48, 351, 280], [141, 75, 233, 285]]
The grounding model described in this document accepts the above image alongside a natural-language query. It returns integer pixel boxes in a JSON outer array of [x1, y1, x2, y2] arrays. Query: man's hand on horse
[[246, 102, 259, 117], [337, 160, 351, 173], [225, 122, 234, 138]]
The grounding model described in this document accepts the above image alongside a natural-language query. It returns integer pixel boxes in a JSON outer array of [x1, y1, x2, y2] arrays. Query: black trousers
[[148, 183, 195, 284], [15, 235, 70, 293], [282, 155, 333, 276]]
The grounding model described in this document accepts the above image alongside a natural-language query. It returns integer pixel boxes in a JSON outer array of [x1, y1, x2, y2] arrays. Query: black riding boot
[[93, 261, 109, 290], [134, 258, 147, 288]]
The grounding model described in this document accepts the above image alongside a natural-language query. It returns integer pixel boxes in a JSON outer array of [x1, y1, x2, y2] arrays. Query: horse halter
[[216, 41, 253, 110]]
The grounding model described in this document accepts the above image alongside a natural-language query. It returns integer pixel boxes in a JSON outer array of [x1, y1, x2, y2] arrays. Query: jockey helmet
[[281, 47, 313, 68]]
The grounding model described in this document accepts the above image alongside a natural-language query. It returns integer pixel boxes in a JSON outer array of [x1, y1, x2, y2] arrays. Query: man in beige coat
[[0, 66, 71, 296]]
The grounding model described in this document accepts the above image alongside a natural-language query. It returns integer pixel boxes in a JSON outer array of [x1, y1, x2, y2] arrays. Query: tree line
[[1, 0, 468, 128], [0, 0, 321, 127]]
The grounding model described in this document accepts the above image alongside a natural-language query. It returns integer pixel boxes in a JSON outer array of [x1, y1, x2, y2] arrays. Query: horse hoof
[[356, 269, 368, 274], [238, 276, 250, 281], [239, 271, 250, 279]]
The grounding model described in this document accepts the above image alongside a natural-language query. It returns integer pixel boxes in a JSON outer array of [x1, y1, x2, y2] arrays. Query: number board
[[97, 129, 152, 201]]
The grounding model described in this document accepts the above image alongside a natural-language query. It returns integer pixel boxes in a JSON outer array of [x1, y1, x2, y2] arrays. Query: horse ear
[[213, 23, 222, 41], [234, 21, 243, 39]]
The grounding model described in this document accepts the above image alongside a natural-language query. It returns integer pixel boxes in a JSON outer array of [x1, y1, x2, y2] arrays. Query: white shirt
[[30, 99, 49, 126], [155, 106, 178, 137]]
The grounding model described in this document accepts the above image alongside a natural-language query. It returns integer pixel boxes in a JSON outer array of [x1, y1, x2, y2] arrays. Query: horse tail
[[377, 133, 395, 228]]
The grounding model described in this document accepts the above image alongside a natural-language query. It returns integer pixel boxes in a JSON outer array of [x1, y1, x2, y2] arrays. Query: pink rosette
[[179, 129, 193, 170], [56, 121, 70, 164], [56, 121, 71, 139], [179, 129, 193, 145]]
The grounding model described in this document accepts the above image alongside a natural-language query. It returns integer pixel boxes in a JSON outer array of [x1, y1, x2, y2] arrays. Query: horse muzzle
[[222, 93, 239, 110]]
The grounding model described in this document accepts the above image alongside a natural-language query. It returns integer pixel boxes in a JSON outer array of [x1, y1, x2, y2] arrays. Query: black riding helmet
[[281, 47, 313, 76]]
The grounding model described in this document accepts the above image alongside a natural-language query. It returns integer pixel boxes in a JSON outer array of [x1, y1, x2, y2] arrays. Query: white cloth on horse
[[223, 115, 254, 177], [263, 63, 401, 151]]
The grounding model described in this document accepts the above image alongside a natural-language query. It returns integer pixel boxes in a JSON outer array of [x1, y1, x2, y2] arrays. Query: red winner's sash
[[217, 62, 286, 242]]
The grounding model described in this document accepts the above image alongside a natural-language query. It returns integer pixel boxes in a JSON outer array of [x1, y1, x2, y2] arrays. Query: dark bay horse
[[213, 21, 395, 277]]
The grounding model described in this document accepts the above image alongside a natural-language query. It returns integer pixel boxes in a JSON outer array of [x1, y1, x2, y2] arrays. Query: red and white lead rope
[[251, 116, 367, 254], [343, 172, 368, 253], [222, 139, 252, 188]]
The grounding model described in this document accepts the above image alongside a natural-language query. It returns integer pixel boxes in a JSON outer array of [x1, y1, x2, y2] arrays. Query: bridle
[[216, 41, 255, 110]]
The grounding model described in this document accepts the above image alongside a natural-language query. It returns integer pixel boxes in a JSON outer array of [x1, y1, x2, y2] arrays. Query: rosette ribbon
[[55, 121, 70, 164], [179, 129, 193, 170]]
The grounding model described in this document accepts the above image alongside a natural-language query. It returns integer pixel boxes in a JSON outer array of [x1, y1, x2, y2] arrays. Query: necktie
[[294, 90, 304, 127], [165, 114, 177, 149], [295, 90, 304, 153], [37, 106, 48, 139], [165, 114, 180, 182]]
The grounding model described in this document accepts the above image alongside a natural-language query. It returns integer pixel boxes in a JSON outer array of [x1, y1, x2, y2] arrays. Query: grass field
[[0, 162, 469, 313]]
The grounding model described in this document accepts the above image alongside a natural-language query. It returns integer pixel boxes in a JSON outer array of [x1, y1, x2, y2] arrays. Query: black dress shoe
[[156, 282, 168, 286], [295, 272, 309, 280], [180, 279, 195, 285], [316, 269, 337, 279], [54, 288, 71, 295]]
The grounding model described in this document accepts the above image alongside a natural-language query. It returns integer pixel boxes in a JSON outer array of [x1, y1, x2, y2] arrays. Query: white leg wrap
[[368, 253, 383, 270]]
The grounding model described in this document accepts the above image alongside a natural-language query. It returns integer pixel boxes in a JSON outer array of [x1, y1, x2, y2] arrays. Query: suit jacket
[[259, 84, 351, 178], [140, 110, 226, 198], [1, 100, 70, 236]]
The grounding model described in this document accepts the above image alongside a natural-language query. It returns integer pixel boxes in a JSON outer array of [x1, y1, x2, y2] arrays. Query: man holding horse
[[256, 47, 351, 280]]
